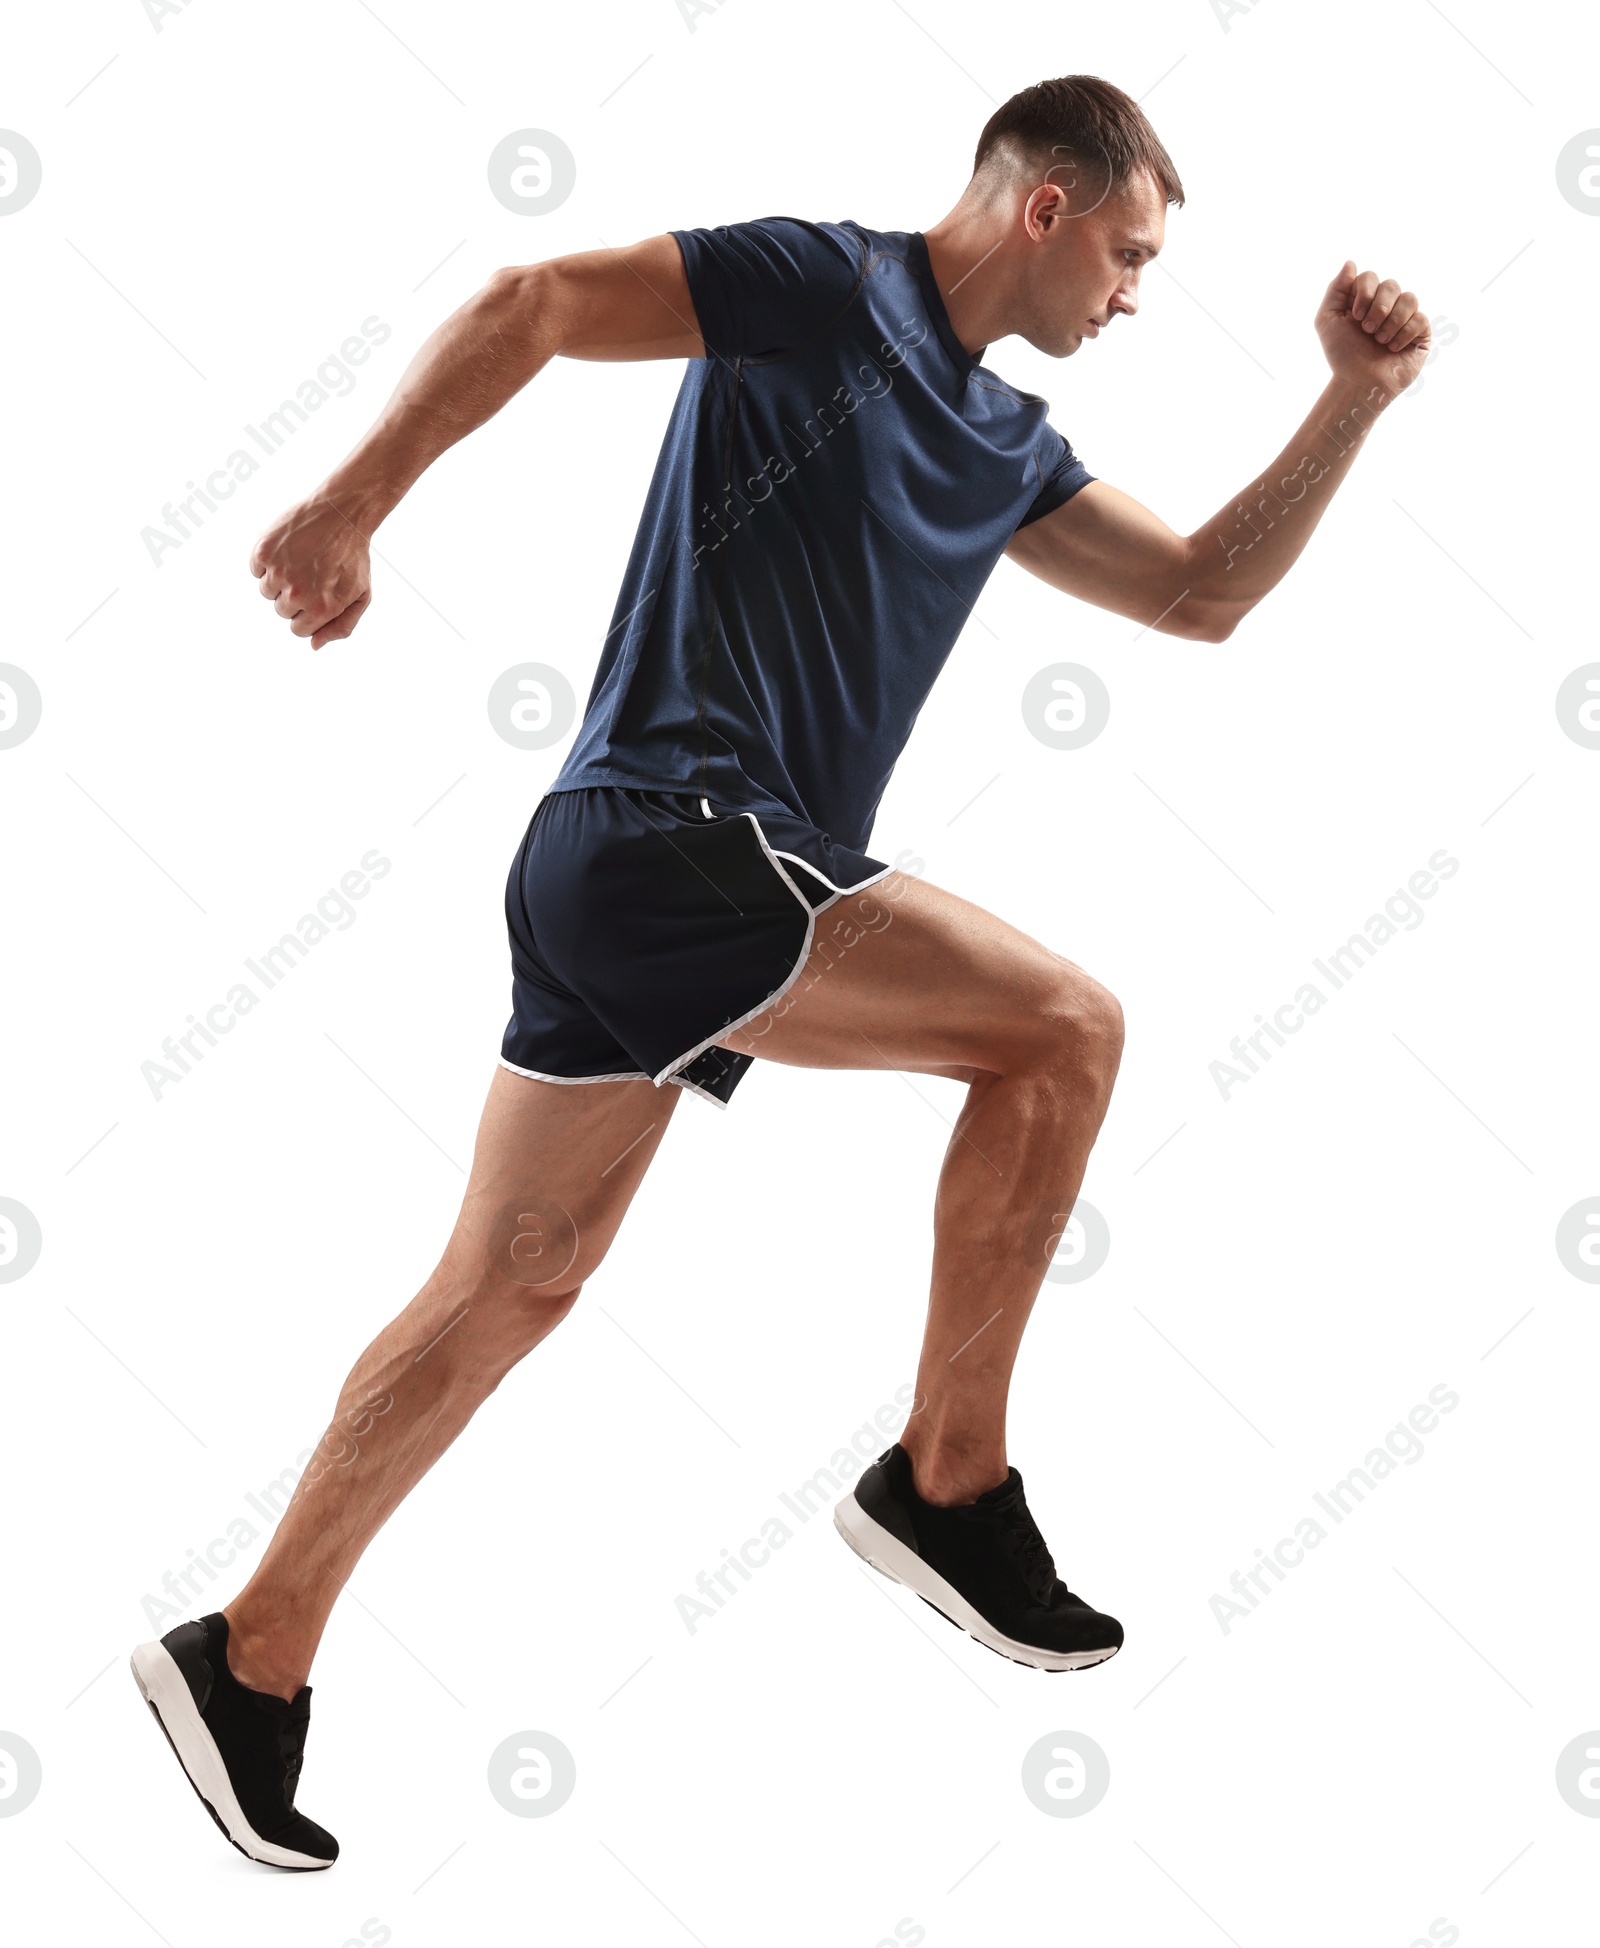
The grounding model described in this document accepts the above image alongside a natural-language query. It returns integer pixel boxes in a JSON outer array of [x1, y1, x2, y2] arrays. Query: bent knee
[[1038, 975, 1124, 1087], [480, 1268, 584, 1326], [441, 1264, 585, 1372]]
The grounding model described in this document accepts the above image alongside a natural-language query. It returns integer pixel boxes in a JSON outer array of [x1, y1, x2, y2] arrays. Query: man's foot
[[835, 1444, 1123, 1672], [129, 1611, 338, 1870]]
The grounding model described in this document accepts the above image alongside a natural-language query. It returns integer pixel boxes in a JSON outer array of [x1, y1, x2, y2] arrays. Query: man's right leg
[[220, 1063, 677, 1700]]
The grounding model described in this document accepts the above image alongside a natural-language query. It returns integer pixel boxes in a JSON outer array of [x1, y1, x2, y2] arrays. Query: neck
[[922, 200, 1018, 355]]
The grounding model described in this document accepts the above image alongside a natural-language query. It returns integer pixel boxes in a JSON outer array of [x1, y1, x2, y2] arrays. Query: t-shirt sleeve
[[671, 217, 865, 361], [1015, 425, 1095, 529]]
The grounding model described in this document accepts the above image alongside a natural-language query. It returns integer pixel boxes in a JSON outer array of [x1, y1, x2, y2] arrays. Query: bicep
[[1005, 481, 1219, 638], [501, 235, 706, 362]]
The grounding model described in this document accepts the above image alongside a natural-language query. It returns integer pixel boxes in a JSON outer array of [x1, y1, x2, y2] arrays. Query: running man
[[130, 75, 1430, 1868]]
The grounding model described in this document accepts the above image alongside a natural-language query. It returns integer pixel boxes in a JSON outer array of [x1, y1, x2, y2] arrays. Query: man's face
[[1020, 166, 1167, 358]]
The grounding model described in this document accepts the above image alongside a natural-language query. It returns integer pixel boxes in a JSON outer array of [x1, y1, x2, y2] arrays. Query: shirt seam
[[693, 355, 746, 797], [969, 372, 1047, 409], [1015, 466, 1096, 528]]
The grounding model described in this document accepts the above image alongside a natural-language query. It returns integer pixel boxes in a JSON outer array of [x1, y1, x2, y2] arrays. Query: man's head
[[960, 76, 1185, 357]]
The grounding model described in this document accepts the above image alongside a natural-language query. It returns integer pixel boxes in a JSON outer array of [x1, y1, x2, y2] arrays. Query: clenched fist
[[1316, 262, 1431, 400], [249, 497, 373, 650]]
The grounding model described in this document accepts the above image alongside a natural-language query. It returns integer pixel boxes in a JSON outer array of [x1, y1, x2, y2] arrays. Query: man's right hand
[[249, 495, 374, 650]]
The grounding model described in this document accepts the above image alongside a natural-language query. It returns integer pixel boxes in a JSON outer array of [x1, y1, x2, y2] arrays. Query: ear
[[1024, 179, 1069, 239]]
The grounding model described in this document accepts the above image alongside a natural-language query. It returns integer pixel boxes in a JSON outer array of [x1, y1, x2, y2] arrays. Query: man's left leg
[[719, 868, 1126, 1667], [128, 1065, 677, 1868]]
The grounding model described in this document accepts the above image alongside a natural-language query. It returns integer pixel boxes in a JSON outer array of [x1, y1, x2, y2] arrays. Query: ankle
[[220, 1607, 309, 1703], [900, 1435, 1007, 1507]]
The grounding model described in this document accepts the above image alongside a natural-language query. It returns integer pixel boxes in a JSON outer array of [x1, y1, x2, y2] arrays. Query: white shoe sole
[[834, 1494, 1121, 1672], [129, 1640, 333, 1870]]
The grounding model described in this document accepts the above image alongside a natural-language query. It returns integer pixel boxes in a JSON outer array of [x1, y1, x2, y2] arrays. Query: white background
[[3, 1, 1596, 1943]]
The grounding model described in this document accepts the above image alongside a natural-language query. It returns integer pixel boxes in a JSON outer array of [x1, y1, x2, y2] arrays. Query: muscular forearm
[[1007, 262, 1429, 645], [1184, 376, 1390, 630], [249, 235, 696, 650], [318, 267, 558, 534]]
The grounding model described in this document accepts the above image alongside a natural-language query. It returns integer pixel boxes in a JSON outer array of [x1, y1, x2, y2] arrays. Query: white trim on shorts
[[650, 813, 897, 1094], [498, 1057, 651, 1085], [499, 1057, 723, 1106], [500, 807, 899, 1105], [771, 849, 897, 912], [666, 1071, 729, 1109]]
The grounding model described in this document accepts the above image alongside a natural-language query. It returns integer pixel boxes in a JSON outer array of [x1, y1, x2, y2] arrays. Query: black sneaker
[[835, 1444, 1123, 1671], [129, 1612, 338, 1869]]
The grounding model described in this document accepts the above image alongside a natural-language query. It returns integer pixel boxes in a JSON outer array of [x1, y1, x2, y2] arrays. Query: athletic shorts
[[500, 787, 895, 1106]]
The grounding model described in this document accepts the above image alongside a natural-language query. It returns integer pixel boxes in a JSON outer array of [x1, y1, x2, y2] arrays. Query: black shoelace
[[275, 1699, 310, 1808], [991, 1493, 1059, 1605]]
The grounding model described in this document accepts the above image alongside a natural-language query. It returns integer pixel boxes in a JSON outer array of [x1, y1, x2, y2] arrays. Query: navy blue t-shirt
[[553, 218, 1094, 856]]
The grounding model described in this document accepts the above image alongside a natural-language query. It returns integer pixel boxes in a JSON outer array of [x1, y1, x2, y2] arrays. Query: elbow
[[482, 262, 534, 307], [1172, 598, 1247, 644], [481, 262, 563, 346], [1167, 546, 1253, 641], [484, 260, 554, 301]]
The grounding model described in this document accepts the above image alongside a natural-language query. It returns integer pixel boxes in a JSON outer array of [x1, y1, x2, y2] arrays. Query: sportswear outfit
[[501, 217, 1094, 1104], [131, 224, 1113, 1873]]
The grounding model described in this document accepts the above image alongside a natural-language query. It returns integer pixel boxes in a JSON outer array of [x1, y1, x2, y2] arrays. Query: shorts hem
[[667, 1072, 731, 1110], [499, 1056, 651, 1085], [773, 852, 897, 911]]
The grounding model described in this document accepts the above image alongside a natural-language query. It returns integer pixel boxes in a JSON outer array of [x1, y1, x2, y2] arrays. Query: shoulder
[[669, 218, 882, 355], [673, 215, 871, 281]]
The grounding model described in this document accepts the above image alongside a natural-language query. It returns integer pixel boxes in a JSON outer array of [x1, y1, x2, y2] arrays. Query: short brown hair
[[974, 75, 1185, 206]]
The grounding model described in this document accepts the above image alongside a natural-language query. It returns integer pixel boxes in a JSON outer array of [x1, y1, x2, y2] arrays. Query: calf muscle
[[222, 1068, 673, 1696]]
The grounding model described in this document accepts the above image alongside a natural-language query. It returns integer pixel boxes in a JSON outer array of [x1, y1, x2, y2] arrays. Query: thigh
[[442, 1065, 678, 1293], [718, 873, 1102, 1079]]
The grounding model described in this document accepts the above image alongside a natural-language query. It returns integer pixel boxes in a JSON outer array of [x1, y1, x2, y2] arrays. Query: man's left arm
[[1005, 262, 1431, 644]]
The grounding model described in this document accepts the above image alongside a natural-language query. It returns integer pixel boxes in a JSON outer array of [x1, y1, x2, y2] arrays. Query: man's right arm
[[249, 235, 702, 649]]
